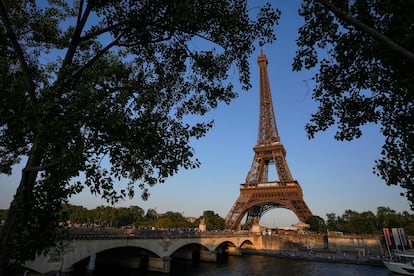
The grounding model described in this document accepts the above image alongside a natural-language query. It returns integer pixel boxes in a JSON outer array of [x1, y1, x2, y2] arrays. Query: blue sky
[[0, 0, 410, 227]]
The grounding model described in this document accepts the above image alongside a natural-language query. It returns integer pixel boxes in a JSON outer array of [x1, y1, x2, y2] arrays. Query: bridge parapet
[[68, 227, 257, 240]]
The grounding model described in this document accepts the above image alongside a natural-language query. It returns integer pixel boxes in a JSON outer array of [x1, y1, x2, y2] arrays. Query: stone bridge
[[25, 229, 260, 274]]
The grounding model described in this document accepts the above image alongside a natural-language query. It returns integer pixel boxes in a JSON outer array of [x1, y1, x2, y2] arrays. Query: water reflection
[[71, 254, 389, 276]]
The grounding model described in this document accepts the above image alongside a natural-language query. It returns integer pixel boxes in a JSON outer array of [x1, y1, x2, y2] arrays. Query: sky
[[0, 0, 411, 227]]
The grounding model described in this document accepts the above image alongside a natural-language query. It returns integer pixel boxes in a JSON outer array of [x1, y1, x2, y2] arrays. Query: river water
[[70, 254, 390, 276]]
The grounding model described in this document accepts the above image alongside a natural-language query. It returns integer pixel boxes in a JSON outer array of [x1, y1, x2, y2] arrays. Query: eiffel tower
[[225, 50, 313, 231]]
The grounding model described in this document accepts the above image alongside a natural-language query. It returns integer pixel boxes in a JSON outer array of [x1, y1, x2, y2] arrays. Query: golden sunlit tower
[[225, 50, 313, 231]]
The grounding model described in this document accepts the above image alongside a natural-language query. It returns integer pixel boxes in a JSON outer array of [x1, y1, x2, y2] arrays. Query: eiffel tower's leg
[[245, 206, 260, 228], [225, 194, 249, 231]]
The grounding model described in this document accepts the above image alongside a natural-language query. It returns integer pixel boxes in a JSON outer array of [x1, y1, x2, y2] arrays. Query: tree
[[156, 217, 173, 229], [357, 211, 377, 234], [144, 208, 159, 226], [305, 215, 326, 233], [62, 204, 90, 225], [0, 0, 279, 271], [326, 213, 338, 231], [112, 207, 131, 227], [340, 210, 377, 234], [128, 205, 145, 228], [199, 210, 225, 230], [162, 211, 184, 223], [159, 211, 194, 228], [376, 206, 397, 230], [92, 205, 114, 227], [294, 1, 414, 206]]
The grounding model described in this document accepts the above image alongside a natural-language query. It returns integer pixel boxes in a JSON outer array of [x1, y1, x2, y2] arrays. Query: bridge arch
[[215, 240, 237, 251], [240, 239, 255, 249], [25, 235, 259, 274], [63, 240, 162, 271]]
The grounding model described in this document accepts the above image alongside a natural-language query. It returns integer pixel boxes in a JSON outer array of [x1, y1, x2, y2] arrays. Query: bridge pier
[[87, 253, 96, 272], [200, 251, 217, 262], [172, 250, 193, 260], [147, 256, 171, 273]]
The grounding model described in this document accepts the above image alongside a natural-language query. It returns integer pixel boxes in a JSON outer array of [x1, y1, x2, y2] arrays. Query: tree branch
[[22, 161, 60, 172], [71, 35, 123, 81], [116, 32, 175, 47], [62, 0, 92, 67], [0, 1, 38, 105], [316, 0, 414, 64], [80, 21, 125, 42]]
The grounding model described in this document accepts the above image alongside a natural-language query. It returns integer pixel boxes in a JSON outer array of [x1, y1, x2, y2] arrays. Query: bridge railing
[[68, 228, 256, 240]]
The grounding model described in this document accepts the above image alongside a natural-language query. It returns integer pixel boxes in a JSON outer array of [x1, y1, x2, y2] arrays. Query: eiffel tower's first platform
[[225, 51, 313, 231]]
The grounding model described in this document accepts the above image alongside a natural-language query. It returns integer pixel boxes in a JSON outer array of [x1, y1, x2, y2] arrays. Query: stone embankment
[[247, 232, 390, 267], [243, 248, 385, 267]]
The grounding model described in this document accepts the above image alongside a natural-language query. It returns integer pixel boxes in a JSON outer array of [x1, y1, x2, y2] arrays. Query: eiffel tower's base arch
[[225, 182, 313, 231]]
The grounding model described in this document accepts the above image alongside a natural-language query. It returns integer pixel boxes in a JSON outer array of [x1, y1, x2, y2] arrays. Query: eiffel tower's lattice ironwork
[[225, 51, 313, 231]]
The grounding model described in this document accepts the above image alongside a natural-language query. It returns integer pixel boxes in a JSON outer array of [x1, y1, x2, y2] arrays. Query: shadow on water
[[62, 254, 389, 276], [169, 255, 390, 276]]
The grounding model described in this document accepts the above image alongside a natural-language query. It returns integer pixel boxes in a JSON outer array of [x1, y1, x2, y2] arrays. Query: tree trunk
[[0, 145, 42, 274]]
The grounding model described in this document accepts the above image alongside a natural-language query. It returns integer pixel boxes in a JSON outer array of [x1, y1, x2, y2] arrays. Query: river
[[69, 254, 389, 276]]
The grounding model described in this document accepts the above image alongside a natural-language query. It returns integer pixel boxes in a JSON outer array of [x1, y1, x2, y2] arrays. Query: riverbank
[[242, 249, 385, 267]]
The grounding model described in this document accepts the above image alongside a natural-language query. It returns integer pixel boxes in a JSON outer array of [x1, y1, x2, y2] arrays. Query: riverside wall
[[258, 233, 385, 255]]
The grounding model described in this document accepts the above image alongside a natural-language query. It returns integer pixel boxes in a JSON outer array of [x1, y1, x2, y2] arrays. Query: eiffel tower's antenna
[[259, 41, 264, 55]]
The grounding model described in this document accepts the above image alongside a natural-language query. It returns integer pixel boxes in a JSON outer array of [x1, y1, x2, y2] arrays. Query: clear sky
[[0, 0, 410, 227]]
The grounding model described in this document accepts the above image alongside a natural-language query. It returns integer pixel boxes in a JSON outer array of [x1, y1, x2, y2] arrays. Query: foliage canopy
[[295, 1, 414, 205], [0, 0, 279, 270]]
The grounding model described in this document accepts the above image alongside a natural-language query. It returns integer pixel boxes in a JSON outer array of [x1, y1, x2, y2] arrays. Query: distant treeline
[[60, 204, 225, 230], [1, 206, 413, 234], [0, 205, 225, 230], [306, 207, 414, 235]]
